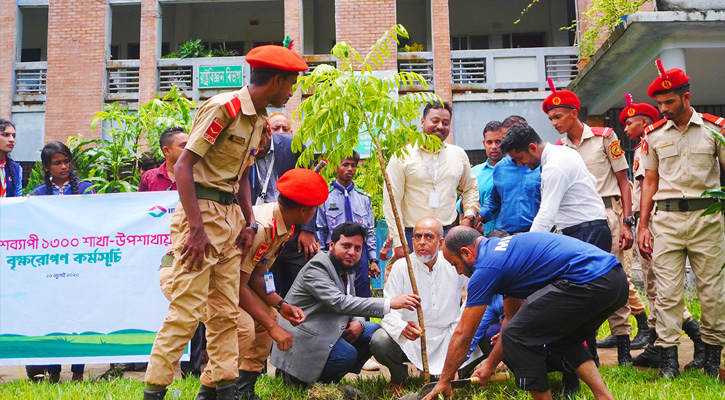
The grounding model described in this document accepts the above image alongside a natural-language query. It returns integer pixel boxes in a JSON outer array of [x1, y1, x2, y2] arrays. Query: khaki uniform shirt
[[632, 143, 645, 214], [383, 142, 479, 247], [241, 202, 292, 274], [186, 86, 266, 194], [641, 109, 725, 201], [559, 124, 629, 198]]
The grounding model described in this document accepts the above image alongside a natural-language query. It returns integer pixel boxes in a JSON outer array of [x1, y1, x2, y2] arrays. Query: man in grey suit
[[271, 222, 421, 384]]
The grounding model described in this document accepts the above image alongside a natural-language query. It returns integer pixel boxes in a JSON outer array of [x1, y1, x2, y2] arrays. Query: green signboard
[[198, 65, 243, 88]]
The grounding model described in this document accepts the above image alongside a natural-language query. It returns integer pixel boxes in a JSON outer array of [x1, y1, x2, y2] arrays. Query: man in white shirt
[[383, 102, 479, 258], [370, 217, 474, 395]]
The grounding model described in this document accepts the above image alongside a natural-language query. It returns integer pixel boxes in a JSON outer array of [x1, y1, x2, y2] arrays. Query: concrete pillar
[[0, 0, 17, 118], [45, 0, 106, 141], [658, 47, 687, 73], [139, 0, 160, 104], [284, 0, 303, 130], [335, 0, 397, 71], [430, 0, 451, 104]]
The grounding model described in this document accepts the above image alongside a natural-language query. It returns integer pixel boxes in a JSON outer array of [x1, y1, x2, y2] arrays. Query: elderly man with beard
[[271, 222, 421, 385], [370, 217, 473, 396]]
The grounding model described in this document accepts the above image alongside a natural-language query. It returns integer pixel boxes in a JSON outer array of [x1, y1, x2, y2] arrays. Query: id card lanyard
[[419, 148, 442, 208], [255, 156, 275, 206]]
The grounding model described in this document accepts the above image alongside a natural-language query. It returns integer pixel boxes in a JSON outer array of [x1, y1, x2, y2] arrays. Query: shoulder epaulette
[[590, 127, 613, 137], [225, 96, 242, 119], [702, 113, 725, 127], [555, 138, 563, 146], [354, 187, 369, 197], [329, 186, 335, 193], [644, 118, 667, 134]]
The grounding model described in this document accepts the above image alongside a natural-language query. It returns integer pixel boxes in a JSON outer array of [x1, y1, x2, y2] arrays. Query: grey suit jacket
[[270, 251, 386, 383]]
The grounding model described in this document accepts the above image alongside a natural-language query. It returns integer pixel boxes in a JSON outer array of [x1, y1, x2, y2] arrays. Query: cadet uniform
[[640, 60, 725, 376], [145, 44, 308, 394], [546, 88, 645, 352], [317, 181, 377, 297]]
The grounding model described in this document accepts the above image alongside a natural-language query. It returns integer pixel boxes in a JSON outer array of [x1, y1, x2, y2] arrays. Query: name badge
[[264, 272, 276, 294], [428, 191, 440, 208]]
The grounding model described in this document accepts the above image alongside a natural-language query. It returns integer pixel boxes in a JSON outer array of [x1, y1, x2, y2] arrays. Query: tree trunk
[[370, 134, 430, 383]]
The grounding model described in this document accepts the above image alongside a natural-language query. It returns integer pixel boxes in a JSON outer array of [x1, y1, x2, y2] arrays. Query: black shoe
[[617, 335, 633, 366], [142, 388, 167, 400], [215, 383, 237, 400], [195, 384, 217, 400], [631, 313, 650, 350], [703, 343, 723, 378], [276, 369, 308, 388], [682, 318, 705, 371], [658, 346, 680, 379], [561, 371, 580, 398], [236, 370, 262, 400], [596, 335, 617, 348]]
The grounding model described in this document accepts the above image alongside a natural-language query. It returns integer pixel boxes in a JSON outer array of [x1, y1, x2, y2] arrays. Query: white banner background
[[0, 192, 188, 365]]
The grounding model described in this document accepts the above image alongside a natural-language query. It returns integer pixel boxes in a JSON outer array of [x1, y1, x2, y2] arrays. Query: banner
[[0, 192, 187, 365]]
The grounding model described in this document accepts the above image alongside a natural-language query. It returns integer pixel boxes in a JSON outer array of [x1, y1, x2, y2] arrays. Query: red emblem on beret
[[246, 45, 308, 72], [203, 117, 226, 144], [647, 59, 690, 98], [543, 78, 580, 113], [619, 93, 660, 125], [276, 168, 328, 207]]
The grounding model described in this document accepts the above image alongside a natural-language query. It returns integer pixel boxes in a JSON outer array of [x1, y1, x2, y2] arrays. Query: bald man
[[371, 218, 472, 395], [268, 113, 292, 135]]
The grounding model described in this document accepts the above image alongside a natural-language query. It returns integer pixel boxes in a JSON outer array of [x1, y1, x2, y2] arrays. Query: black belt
[[405, 223, 456, 233], [195, 183, 235, 205], [656, 198, 718, 212], [561, 219, 608, 235]]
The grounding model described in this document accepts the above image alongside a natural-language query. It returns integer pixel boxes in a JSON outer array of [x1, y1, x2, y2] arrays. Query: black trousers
[[270, 226, 308, 299], [501, 265, 628, 393]]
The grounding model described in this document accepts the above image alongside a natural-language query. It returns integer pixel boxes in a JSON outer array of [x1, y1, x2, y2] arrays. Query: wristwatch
[[622, 216, 635, 227], [246, 222, 259, 233], [275, 299, 287, 311]]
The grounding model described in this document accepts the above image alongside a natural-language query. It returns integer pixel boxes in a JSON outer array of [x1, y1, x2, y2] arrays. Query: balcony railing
[[14, 62, 47, 104], [302, 54, 336, 76], [451, 47, 579, 92], [397, 52, 434, 91], [106, 60, 140, 101]]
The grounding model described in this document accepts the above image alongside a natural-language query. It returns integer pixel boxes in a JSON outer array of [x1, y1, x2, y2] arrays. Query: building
[[2, 0, 644, 175]]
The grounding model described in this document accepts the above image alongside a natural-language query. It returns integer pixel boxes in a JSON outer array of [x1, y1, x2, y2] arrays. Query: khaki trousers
[[200, 289, 277, 387], [651, 209, 725, 346], [635, 218, 691, 330], [145, 200, 244, 386], [605, 202, 646, 335]]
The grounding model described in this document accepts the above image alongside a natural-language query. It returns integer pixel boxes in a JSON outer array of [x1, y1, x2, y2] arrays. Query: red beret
[[276, 168, 328, 207], [246, 45, 308, 72], [619, 93, 660, 125], [647, 59, 689, 98], [542, 78, 580, 113]]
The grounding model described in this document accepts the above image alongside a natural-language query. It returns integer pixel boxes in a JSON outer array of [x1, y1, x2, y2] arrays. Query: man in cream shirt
[[383, 102, 479, 258], [370, 217, 476, 395]]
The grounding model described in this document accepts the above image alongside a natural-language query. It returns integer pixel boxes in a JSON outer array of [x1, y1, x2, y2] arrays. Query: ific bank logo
[[148, 206, 168, 218]]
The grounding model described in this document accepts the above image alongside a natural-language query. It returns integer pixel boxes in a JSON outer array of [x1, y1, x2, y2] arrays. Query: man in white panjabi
[[370, 217, 477, 395]]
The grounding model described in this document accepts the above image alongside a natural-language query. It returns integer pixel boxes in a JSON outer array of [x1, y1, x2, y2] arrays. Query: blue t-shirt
[[466, 232, 620, 307]]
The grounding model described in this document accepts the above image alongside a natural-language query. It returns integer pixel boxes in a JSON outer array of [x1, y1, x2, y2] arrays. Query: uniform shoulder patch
[[702, 113, 725, 128], [609, 139, 624, 159], [555, 138, 563, 146], [644, 118, 667, 134], [633, 157, 639, 171], [590, 127, 613, 137], [203, 116, 227, 144], [225, 96, 242, 119], [640, 139, 648, 155], [354, 187, 370, 197]]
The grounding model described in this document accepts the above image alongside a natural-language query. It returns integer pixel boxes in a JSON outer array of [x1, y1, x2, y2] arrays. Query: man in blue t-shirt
[[422, 227, 628, 400]]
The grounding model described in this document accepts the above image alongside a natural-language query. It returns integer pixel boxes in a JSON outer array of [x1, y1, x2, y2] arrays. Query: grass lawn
[[1, 367, 724, 399]]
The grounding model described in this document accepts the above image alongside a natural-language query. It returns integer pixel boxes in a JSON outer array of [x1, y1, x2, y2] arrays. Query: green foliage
[[292, 24, 441, 211], [213, 42, 240, 57], [399, 43, 424, 52], [576, 0, 650, 59], [21, 161, 45, 195], [354, 158, 385, 221], [162, 39, 213, 59], [701, 125, 725, 217], [69, 87, 195, 193]]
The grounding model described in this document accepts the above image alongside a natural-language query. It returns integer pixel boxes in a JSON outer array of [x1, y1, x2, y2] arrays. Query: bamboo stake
[[369, 133, 430, 383]]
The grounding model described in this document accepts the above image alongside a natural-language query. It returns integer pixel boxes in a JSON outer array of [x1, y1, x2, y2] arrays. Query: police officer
[[143, 44, 308, 400], [543, 80, 646, 366], [317, 151, 380, 297], [619, 94, 706, 370], [638, 59, 725, 379], [195, 168, 329, 400]]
